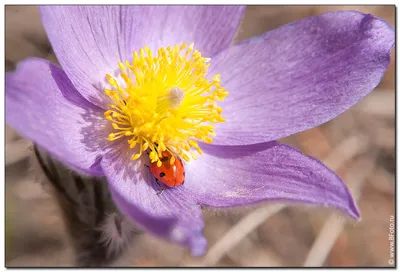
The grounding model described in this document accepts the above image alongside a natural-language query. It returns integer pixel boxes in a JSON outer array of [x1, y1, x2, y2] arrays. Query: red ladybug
[[148, 151, 185, 195]]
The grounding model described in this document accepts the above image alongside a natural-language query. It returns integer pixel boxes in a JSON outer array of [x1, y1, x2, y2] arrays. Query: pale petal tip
[[189, 234, 208, 257]]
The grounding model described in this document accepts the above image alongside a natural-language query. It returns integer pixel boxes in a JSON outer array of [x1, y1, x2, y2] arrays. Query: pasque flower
[[6, 6, 394, 256]]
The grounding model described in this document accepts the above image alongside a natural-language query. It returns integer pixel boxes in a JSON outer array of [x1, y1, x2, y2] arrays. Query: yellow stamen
[[104, 42, 228, 166]]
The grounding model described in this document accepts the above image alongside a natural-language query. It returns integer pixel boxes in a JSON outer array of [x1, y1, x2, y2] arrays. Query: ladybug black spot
[[159, 172, 166, 178], [161, 157, 169, 162], [183, 172, 185, 176]]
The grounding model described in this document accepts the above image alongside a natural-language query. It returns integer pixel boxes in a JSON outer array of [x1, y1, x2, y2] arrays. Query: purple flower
[[6, 6, 394, 256]]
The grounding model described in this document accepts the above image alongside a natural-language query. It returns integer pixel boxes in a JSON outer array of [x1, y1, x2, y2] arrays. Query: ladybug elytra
[[148, 151, 185, 195]]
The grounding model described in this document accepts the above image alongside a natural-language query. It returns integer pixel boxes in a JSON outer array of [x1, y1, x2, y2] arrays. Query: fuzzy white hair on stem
[[98, 213, 138, 257]]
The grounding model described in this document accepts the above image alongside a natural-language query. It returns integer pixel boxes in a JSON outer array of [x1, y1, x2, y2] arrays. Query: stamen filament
[[104, 42, 227, 166]]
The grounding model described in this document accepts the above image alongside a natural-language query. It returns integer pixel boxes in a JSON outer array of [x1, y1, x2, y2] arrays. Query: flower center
[[104, 42, 228, 166]]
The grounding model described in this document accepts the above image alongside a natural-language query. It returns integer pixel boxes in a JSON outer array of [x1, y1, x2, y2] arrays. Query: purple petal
[[126, 6, 245, 57], [6, 58, 108, 175], [40, 6, 138, 108], [209, 11, 394, 145], [185, 142, 359, 219], [40, 6, 244, 108], [101, 145, 207, 256]]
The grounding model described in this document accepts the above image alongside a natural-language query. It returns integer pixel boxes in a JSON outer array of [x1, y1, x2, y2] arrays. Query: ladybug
[[148, 151, 185, 195]]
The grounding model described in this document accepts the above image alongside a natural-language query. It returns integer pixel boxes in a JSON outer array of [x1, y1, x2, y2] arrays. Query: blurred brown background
[[5, 5, 395, 267]]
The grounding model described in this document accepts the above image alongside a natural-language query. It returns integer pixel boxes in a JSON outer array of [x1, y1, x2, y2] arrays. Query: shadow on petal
[[101, 144, 208, 255]]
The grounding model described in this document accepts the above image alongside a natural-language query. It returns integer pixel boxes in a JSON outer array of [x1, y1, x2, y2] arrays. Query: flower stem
[[33, 145, 137, 267]]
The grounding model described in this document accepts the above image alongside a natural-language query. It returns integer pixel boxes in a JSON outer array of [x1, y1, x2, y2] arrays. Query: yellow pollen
[[104, 42, 228, 165]]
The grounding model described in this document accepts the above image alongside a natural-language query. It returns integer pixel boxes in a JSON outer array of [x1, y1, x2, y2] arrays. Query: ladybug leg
[[155, 179, 165, 196]]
